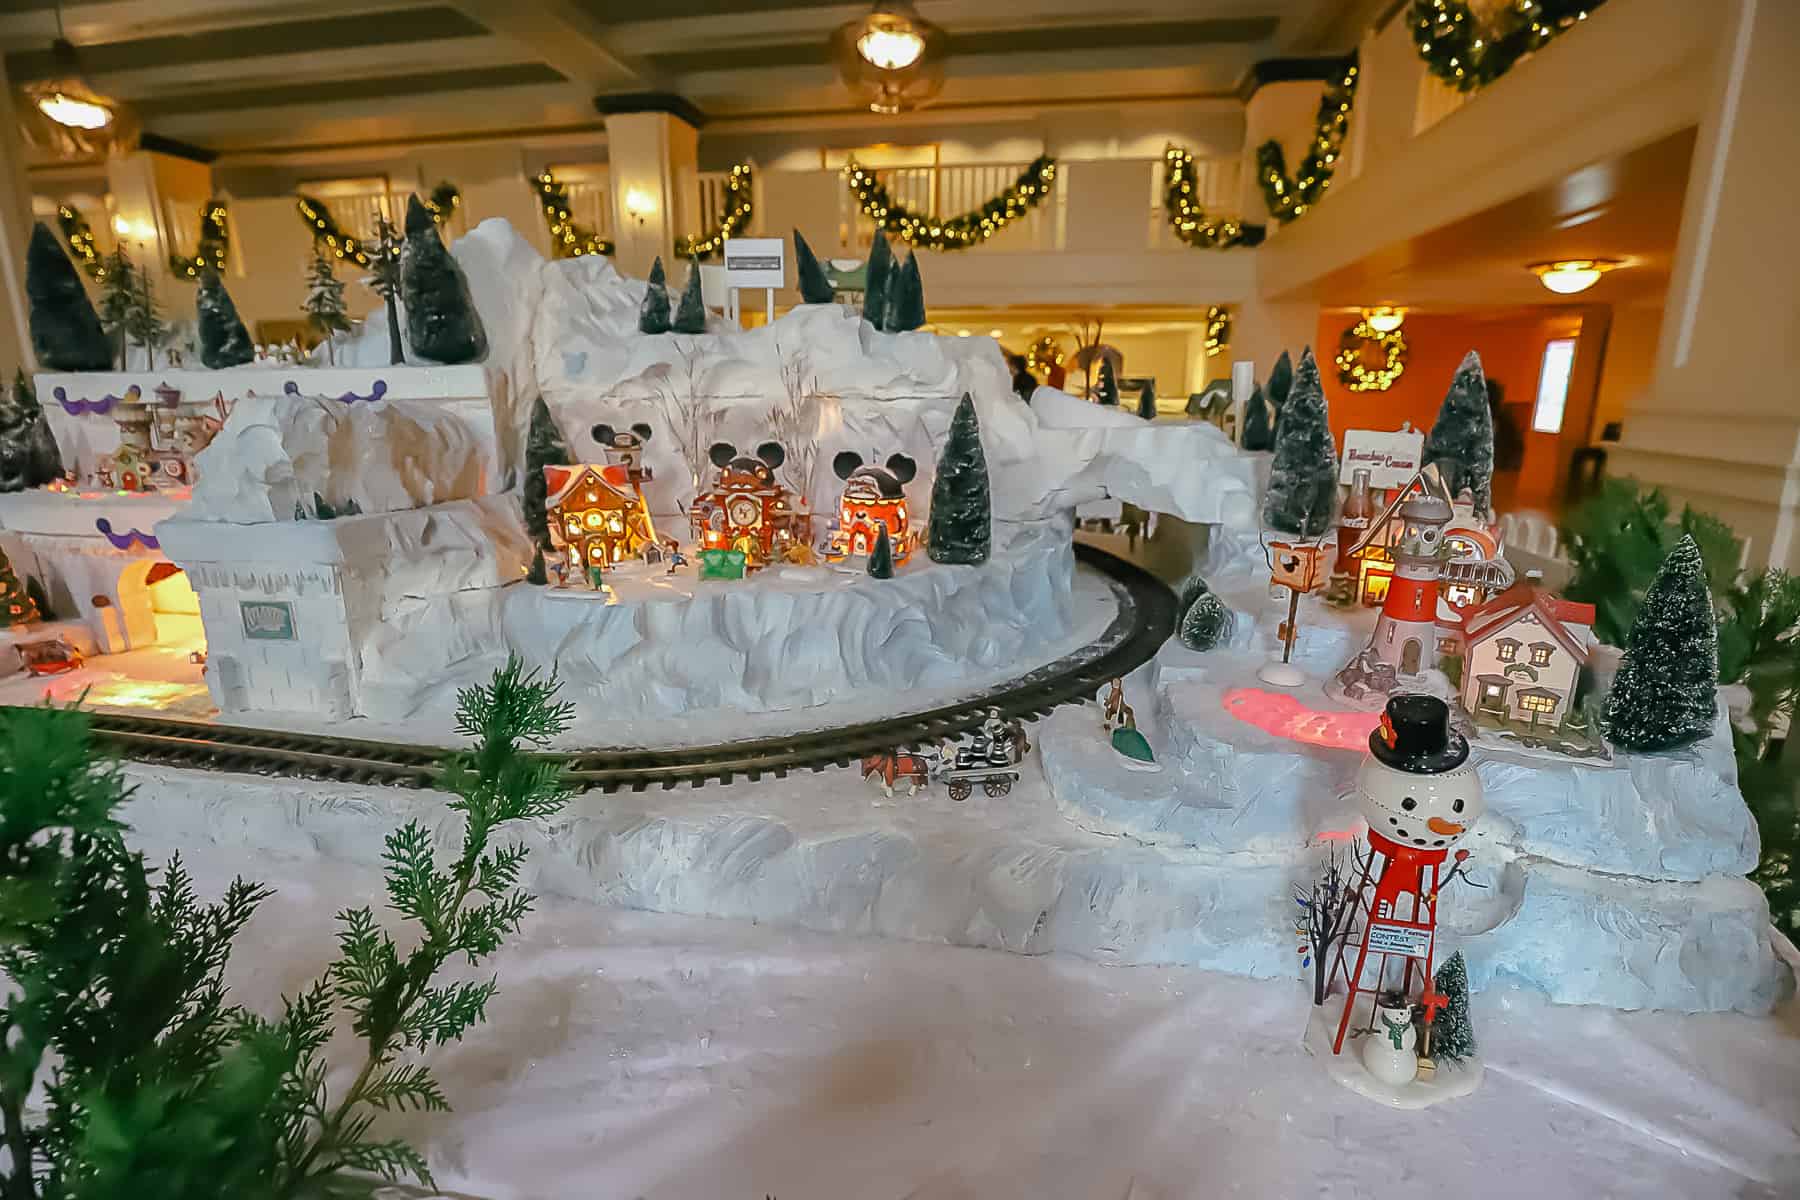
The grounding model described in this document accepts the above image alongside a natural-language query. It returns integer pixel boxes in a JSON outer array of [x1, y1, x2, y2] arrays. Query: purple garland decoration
[[283, 379, 388, 404], [95, 518, 161, 551], [55, 384, 139, 416]]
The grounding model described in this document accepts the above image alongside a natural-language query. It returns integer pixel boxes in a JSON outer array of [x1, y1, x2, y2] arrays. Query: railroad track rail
[[16, 544, 1176, 793]]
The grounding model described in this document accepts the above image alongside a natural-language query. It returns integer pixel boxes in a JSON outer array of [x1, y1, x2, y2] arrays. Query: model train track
[[18, 544, 1176, 793]]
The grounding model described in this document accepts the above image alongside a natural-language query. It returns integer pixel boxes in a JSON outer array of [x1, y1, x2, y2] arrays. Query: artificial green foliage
[[97, 248, 138, 369], [1136, 381, 1156, 420], [794, 230, 834, 304], [402, 194, 487, 364], [672, 260, 706, 334], [526, 547, 548, 586], [1717, 570, 1800, 742], [1256, 59, 1357, 223], [26, 222, 111, 371], [638, 256, 671, 334], [1410, 0, 1606, 94], [867, 526, 894, 578], [861, 234, 894, 332], [1093, 358, 1119, 407], [1239, 385, 1275, 451], [1422, 349, 1495, 516], [1179, 590, 1235, 652], [302, 247, 352, 365], [1603, 534, 1718, 752], [364, 213, 405, 366], [0, 542, 39, 627], [1262, 347, 1337, 536], [0, 371, 63, 493], [1176, 572, 1210, 617], [125, 262, 170, 372], [522, 396, 571, 556], [196, 269, 255, 369], [926, 393, 991, 566], [1429, 951, 1475, 1064], [1561, 479, 1741, 647], [882, 252, 925, 333]]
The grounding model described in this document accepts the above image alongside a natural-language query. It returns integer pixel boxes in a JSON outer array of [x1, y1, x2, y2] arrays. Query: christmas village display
[[0, 199, 1788, 1162]]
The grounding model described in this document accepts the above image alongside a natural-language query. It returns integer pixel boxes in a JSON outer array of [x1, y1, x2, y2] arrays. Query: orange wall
[[1314, 310, 1590, 512]]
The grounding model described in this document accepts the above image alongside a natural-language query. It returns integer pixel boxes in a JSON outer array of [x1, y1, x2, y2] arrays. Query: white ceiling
[[1, 0, 1382, 155]]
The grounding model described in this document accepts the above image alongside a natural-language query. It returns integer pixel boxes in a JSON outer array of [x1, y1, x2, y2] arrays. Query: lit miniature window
[[1496, 640, 1518, 662], [587, 492, 598, 503], [1521, 693, 1557, 714], [1484, 683, 1504, 698], [608, 514, 624, 532], [566, 518, 580, 534], [1531, 644, 1554, 666]]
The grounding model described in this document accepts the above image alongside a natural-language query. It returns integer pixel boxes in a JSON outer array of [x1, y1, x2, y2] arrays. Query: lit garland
[[55, 204, 103, 279], [297, 194, 374, 268], [1162, 146, 1264, 249], [1256, 57, 1358, 224], [1412, 0, 1603, 93], [169, 197, 230, 280], [844, 155, 1056, 251], [423, 180, 461, 224], [1335, 319, 1407, 392], [675, 163, 754, 260], [1203, 305, 1231, 357], [533, 171, 613, 259]]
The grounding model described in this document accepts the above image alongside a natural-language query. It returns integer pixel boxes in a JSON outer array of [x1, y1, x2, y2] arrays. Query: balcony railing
[[556, 167, 614, 241], [836, 161, 1068, 252]]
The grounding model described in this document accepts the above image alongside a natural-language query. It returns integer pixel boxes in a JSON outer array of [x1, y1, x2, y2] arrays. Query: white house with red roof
[[1455, 585, 1597, 730]]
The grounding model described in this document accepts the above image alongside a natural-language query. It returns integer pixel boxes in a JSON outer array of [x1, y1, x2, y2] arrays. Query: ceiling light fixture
[[832, 2, 946, 115], [18, 5, 132, 159], [1529, 259, 1621, 295], [1362, 306, 1406, 334]]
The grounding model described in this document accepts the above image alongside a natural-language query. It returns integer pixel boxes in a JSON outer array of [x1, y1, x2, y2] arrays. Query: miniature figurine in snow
[[1260, 539, 1326, 687], [1422, 350, 1495, 519], [26, 222, 110, 371], [591, 423, 656, 485], [0, 371, 62, 493], [794, 229, 835, 304], [544, 463, 657, 576], [1602, 533, 1719, 751], [860, 233, 895, 331], [363, 212, 405, 365], [829, 451, 917, 562], [940, 709, 1029, 800], [1101, 678, 1133, 732], [881, 251, 925, 333], [672, 259, 707, 335], [1093, 357, 1120, 407], [522, 395, 572, 564], [1263, 347, 1337, 536], [402, 194, 487, 364], [1328, 694, 1483, 1057], [196, 269, 254, 368], [1294, 839, 1369, 1006], [0, 544, 41, 629], [303, 245, 352, 364], [690, 442, 811, 568], [1362, 993, 1419, 1086], [1136, 381, 1156, 420], [927, 394, 991, 566], [638, 256, 671, 334], [866, 527, 894, 578]]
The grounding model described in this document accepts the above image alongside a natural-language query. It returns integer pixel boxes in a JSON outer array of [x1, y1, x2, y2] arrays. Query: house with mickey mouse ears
[[1451, 584, 1596, 731]]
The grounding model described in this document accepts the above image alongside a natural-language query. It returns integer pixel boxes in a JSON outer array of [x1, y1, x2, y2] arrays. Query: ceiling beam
[[450, 0, 649, 92], [83, 36, 529, 102], [0, 1, 448, 52]]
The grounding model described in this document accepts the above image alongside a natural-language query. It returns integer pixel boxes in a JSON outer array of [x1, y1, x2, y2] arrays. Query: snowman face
[[1355, 755, 1483, 851]]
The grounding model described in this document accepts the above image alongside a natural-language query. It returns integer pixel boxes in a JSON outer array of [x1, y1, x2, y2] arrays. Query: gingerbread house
[[545, 463, 655, 576]]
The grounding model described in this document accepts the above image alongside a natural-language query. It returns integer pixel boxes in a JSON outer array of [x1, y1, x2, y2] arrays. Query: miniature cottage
[[1454, 585, 1595, 729], [545, 463, 655, 573]]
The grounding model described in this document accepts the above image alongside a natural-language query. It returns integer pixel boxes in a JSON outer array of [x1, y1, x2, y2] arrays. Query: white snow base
[[1304, 1003, 1486, 1109]]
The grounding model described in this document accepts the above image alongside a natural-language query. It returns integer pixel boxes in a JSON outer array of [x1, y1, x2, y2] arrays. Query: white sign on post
[[1340, 427, 1425, 489], [723, 237, 785, 325], [1364, 921, 1433, 960]]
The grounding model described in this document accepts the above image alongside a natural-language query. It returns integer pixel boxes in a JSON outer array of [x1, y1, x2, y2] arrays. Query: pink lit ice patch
[[1220, 687, 1381, 752]]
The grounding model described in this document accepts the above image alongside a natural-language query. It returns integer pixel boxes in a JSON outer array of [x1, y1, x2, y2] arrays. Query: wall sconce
[[1362, 306, 1406, 334], [1528, 259, 1621, 295], [623, 187, 656, 227], [111, 214, 155, 241]]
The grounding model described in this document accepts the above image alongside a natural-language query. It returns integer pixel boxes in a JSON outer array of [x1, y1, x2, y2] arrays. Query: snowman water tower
[[1329, 694, 1484, 1057]]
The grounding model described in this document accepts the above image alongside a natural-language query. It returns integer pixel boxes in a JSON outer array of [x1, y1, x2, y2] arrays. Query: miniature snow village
[[0, 202, 1793, 1194]]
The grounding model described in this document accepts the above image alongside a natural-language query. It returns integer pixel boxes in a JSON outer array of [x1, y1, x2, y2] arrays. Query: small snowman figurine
[[1362, 991, 1419, 1086]]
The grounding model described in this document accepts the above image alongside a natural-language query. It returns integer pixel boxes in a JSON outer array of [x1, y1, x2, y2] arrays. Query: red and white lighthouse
[[1368, 491, 1452, 678]]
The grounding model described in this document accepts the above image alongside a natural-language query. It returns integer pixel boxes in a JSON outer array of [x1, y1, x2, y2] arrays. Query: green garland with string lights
[[1203, 305, 1231, 357], [675, 163, 754, 260], [1161, 146, 1264, 249], [845, 155, 1056, 251], [169, 197, 230, 280], [423, 180, 461, 224], [1256, 57, 1358, 224], [1411, 0, 1605, 93], [298, 183, 459, 269], [532, 171, 613, 259], [55, 204, 102, 279], [1335, 318, 1407, 392]]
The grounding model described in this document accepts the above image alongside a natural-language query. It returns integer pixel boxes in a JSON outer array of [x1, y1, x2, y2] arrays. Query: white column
[[0, 55, 36, 369], [601, 110, 699, 282]]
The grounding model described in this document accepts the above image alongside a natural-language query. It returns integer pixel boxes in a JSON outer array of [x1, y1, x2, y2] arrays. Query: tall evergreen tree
[[1266, 349, 1294, 414], [364, 213, 405, 366], [883, 251, 925, 332], [1603, 533, 1719, 751], [1240, 384, 1275, 451], [1094, 357, 1120, 406], [926, 393, 991, 565], [25, 222, 110, 371], [123, 261, 168, 371], [638, 256, 671, 334], [861, 233, 894, 331], [1136, 380, 1156, 420], [522, 395, 571, 562], [0, 543, 39, 627], [867, 525, 894, 578], [672, 259, 707, 334], [1423, 349, 1496, 516], [402, 194, 487, 364], [97, 248, 137, 369], [1429, 951, 1476, 1065], [794, 229, 835, 304], [303, 246, 352, 364], [1262, 347, 1337, 536], [196, 269, 255, 369]]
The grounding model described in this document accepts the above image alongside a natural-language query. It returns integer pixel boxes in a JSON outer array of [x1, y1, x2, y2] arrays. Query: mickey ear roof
[[708, 442, 737, 467], [885, 453, 917, 484], [756, 441, 786, 469], [833, 450, 864, 480], [591, 423, 615, 444], [630, 422, 654, 441]]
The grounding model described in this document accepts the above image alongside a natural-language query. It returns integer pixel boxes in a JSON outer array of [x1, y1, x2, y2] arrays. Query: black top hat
[[1369, 694, 1468, 774]]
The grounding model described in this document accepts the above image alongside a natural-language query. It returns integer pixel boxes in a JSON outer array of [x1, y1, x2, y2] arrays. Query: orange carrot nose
[[1427, 816, 1465, 836]]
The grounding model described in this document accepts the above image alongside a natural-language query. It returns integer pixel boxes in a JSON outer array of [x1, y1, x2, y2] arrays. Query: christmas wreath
[[1257, 57, 1358, 224], [1161, 146, 1264, 249], [1410, 0, 1607, 93], [844, 156, 1056, 251], [675, 163, 754, 260], [1335, 319, 1407, 392]]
